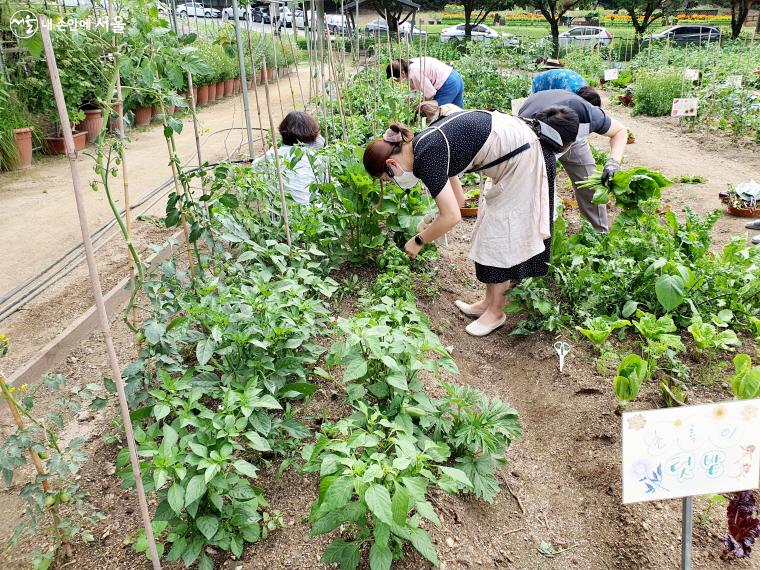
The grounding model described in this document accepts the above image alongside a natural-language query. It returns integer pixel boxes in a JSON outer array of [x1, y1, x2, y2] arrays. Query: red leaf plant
[[723, 491, 760, 559]]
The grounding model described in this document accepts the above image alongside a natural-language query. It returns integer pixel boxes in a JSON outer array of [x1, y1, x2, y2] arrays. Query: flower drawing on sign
[[628, 414, 646, 431], [741, 405, 758, 422], [713, 405, 728, 421]]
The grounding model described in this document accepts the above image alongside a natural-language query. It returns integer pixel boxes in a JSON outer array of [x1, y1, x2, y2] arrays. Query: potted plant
[[0, 79, 38, 170], [44, 109, 87, 154], [76, 107, 104, 143], [460, 183, 481, 218]]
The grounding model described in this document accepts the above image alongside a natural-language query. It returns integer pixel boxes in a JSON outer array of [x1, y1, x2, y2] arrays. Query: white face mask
[[393, 167, 419, 189]]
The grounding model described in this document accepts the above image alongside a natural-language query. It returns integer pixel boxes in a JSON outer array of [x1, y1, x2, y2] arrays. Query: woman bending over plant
[[363, 106, 579, 337], [387, 57, 465, 109]]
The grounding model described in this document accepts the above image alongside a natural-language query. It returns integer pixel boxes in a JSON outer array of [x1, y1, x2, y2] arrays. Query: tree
[[461, 0, 514, 41], [728, 0, 751, 38], [614, 0, 679, 36], [370, 0, 414, 33], [524, 0, 590, 57]]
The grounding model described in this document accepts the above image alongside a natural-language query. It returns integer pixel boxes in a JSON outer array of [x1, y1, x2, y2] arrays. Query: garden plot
[[1, 10, 759, 570]]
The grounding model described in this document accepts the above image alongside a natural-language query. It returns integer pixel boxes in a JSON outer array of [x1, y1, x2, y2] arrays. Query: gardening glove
[[417, 212, 437, 233], [601, 158, 621, 188]]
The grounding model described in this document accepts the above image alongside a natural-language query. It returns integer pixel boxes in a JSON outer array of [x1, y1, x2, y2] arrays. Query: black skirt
[[474, 144, 557, 284]]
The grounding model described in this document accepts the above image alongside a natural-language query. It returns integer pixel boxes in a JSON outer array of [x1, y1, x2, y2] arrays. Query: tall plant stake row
[[37, 15, 162, 570]]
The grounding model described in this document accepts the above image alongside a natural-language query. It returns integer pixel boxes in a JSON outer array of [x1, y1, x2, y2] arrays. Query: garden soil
[[0, 86, 759, 570]]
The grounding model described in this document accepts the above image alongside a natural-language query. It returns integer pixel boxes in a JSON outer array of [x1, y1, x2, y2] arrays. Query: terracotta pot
[[133, 106, 153, 126], [234, 78, 242, 93], [166, 104, 176, 116], [216, 81, 225, 97], [267, 68, 274, 81], [224, 78, 234, 96], [152, 105, 161, 119], [45, 130, 88, 155], [459, 206, 478, 218], [208, 82, 217, 101], [12, 127, 33, 169], [197, 84, 209, 105], [76, 109, 103, 143]]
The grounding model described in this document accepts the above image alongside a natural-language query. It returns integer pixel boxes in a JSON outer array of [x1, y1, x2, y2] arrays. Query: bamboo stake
[[325, 24, 347, 141], [261, 55, 292, 247], [38, 17, 162, 570], [269, 5, 286, 117], [164, 137, 196, 276], [246, 14, 267, 153]]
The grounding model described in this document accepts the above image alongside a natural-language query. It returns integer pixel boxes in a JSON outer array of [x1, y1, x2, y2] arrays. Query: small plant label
[[622, 399, 760, 504], [671, 98, 699, 117], [604, 68, 619, 81], [683, 69, 700, 81], [725, 75, 743, 88], [510, 97, 527, 116]]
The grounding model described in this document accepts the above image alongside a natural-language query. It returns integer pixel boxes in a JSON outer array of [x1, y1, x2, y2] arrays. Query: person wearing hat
[[362, 106, 580, 337], [387, 57, 465, 109], [519, 89, 628, 232]]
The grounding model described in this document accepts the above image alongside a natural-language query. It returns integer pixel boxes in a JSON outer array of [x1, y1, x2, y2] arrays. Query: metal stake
[[231, 0, 255, 157], [681, 496, 693, 570]]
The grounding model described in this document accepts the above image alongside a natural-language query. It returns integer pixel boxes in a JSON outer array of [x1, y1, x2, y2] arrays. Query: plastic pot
[[76, 109, 103, 143], [197, 84, 209, 105], [216, 81, 226, 98], [224, 79, 234, 96], [208, 82, 217, 101], [45, 130, 87, 155], [12, 127, 33, 169]]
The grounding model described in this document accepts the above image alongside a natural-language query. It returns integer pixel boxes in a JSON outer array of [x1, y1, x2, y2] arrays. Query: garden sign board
[[683, 69, 700, 81], [622, 399, 760, 504], [671, 98, 699, 117], [604, 68, 619, 81]]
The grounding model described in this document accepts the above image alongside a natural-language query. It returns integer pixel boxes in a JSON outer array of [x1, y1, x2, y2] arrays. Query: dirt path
[[0, 66, 312, 372], [0, 65, 312, 296]]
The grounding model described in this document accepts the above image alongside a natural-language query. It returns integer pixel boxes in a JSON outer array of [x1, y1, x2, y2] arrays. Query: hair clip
[[383, 129, 403, 143]]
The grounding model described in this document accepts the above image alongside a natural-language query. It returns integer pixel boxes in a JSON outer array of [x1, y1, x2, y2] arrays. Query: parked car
[[325, 14, 349, 35], [252, 6, 271, 24], [440, 23, 518, 47], [222, 4, 255, 20], [176, 2, 219, 18], [278, 6, 305, 29], [643, 25, 721, 45], [364, 18, 427, 38], [557, 26, 612, 47]]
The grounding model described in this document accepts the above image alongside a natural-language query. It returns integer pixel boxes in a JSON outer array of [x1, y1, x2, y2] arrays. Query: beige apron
[[466, 112, 550, 269]]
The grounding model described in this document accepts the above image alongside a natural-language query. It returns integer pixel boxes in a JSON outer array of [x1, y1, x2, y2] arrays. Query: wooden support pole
[[38, 16, 162, 570], [261, 55, 292, 247]]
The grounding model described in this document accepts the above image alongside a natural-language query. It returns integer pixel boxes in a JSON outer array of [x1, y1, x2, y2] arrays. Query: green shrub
[[632, 71, 683, 116]]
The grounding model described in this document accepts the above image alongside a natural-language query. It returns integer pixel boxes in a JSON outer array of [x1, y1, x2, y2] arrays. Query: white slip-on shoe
[[454, 299, 485, 317], [752, 234, 760, 245], [465, 315, 507, 337]]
